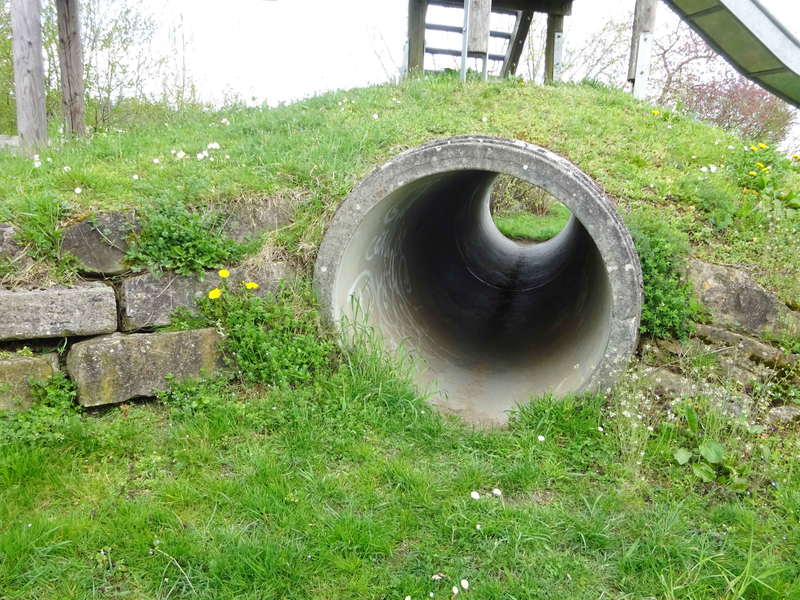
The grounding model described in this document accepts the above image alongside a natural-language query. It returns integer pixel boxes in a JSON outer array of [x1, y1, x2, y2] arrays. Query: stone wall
[[0, 202, 292, 410]]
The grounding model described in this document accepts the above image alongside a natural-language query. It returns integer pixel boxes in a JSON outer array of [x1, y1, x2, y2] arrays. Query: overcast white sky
[[147, 0, 799, 107]]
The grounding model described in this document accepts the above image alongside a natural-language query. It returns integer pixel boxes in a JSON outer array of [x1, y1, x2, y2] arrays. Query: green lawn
[[2, 340, 799, 598], [493, 203, 572, 242]]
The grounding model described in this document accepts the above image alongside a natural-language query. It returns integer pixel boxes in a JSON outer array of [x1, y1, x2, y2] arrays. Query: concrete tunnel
[[314, 136, 643, 423]]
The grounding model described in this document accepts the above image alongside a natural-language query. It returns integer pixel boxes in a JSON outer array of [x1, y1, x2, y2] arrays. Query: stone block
[[223, 199, 291, 243], [60, 211, 138, 276], [0, 353, 59, 411], [0, 223, 31, 270], [0, 283, 118, 341], [66, 329, 224, 407], [118, 262, 292, 331], [687, 258, 800, 337], [767, 405, 800, 425]]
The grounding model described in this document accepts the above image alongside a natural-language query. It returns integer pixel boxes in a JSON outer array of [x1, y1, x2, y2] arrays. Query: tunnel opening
[[489, 175, 571, 245], [315, 136, 642, 423]]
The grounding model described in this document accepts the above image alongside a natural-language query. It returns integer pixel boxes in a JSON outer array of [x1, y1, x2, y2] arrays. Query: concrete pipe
[[314, 136, 642, 423]]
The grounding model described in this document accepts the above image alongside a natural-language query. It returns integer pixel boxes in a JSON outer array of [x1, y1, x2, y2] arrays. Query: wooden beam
[[408, 0, 428, 76], [627, 0, 658, 83], [10, 0, 46, 155], [544, 13, 563, 84], [428, 0, 571, 16], [56, 0, 85, 137], [501, 10, 534, 78]]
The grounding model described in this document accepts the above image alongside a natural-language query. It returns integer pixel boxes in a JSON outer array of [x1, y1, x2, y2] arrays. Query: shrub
[[197, 277, 334, 387], [627, 213, 701, 340], [676, 175, 738, 231], [125, 199, 261, 279], [0, 371, 80, 444]]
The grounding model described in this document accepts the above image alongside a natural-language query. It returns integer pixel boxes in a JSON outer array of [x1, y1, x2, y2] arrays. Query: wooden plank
[[468, 0, 491, 54], [627, 0, 658, 82], [56, 0, 85, 137], [408, 0, 429, 75], [428, 0, 571, 16], [501, 9, 533, 78], [544, 13, 563, 83], [10, 0, 46, 155]]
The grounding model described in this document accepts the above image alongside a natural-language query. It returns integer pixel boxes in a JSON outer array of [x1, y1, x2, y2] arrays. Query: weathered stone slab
[[687, 258, 800, 337], [223, 199, 291, 243], [767, 405, 800, 425], [66, 329, 224, 407], [118, 262, 292, 331], [0, 283, 118, 341], [60, 211, 138, 276], [0, 353, 59, 411], [0, 223, 31, 270], [693, 324, 799, 374]]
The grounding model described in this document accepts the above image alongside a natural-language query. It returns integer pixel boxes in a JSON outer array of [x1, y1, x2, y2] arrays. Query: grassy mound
[[2, 78, 800, 598]]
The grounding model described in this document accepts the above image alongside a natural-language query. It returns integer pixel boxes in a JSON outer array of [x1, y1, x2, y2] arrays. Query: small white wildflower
[[647, 426, 654, 431], [710, 165, 717, 172], [701, 167, 708, 172], [406, 596, 411, 600], [74, 187, 82, 194], [203, 150, 209, 157], [476, 523, 481, 530], [171, 149, 176, 154], [33, 161, 41, 167], [482, 117, 487, 122], [461, 580, 469, 590], [470, 491, 480, 500], [225, 154, 230, 159], [46, 157, 51, 162], [492, 488, 502, 497], [728, 145, 735, 150], [452, 586, 459, 595], [598, 426, 603, 432], [33, 154, 39, 160], [176, 151, 185, 159], [153, 158, 159, 164], [63, 165, 71, 172], [210, 157, 214, 162], [197, 153, 205, 160], [538, 435, 545, 442], [132, 174, 139, 180], [373, 113, 379, 120]]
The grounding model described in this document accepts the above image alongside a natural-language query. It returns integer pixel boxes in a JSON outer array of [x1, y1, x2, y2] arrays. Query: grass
[[492, 203, 572, 242], [1, 324, 799, 599]]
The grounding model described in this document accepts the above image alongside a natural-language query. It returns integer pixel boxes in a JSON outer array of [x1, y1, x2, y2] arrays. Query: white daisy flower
[[470, 491, 480, 500]]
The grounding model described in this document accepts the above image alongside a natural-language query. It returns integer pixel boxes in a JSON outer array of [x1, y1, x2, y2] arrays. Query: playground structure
[[407, 0, 800, 106]]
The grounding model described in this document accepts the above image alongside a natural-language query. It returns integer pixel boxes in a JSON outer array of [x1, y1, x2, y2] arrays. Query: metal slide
[[662, 0, 800, 108]]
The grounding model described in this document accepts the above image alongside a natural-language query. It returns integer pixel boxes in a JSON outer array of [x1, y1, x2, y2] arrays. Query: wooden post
[[10, 0, 47, 155], [407, 0, 428, 76], [544, 14, 563, 84], [501, 10, 534, 79], [628, 0, 658, 83], [56, 0, 85, 137]]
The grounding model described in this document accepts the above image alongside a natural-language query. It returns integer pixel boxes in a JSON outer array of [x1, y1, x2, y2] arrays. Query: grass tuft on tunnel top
[[1, 75, 800, 303]]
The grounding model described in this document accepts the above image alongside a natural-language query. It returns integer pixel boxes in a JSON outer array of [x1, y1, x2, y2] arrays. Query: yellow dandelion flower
[[792, 154, 800, 160], [245, 282, 259, 290], [749, 171, 758, 176], [758, 143, 768, 149], [756, 162, 764, 168], [209, 288, 222, 299], [218, 269, 230, 278], [751, 145, 758, 151], [651, 109, 660, 115]]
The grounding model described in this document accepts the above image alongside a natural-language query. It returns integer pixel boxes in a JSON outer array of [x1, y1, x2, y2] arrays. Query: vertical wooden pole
[[628, 0, 658, 83], [407, 0, 428, 76], [501, 10, 533, 79], [10, 0, 47, 155], [56, 0, 85, 137], [544, 14, 563, 84]]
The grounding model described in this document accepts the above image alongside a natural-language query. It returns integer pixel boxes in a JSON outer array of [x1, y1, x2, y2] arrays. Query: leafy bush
[[0, 371, 80, 444], [157, 375, 234, 415], [125, 199, 261, 279], [627, 213, 701, 340], [197, 276, 334, 386]]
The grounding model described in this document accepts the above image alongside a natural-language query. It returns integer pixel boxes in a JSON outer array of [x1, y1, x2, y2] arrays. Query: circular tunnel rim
[[314, 135, 643, 397]]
